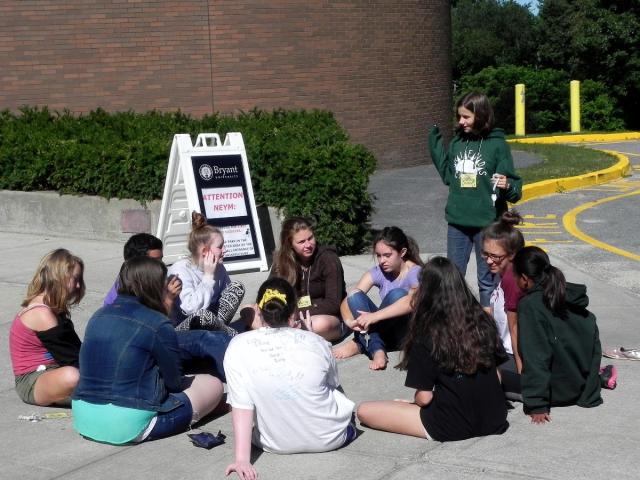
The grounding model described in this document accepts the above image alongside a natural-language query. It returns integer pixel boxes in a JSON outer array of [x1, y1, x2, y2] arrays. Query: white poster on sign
[[202, 186, 248, 219], [220, 224, 256, 257], [157, 132, 268, 272]]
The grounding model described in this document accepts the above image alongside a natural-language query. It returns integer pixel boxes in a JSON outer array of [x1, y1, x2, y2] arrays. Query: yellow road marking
[[520, 223, 558, 229], [563, 190, 640, 261], [523, 214, 557, 219], [527, 240, 574, 245]]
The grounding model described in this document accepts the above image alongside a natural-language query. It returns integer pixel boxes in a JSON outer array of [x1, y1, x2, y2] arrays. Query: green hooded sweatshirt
[[518, 282, 603, 414], [429, 126, 522, 228]]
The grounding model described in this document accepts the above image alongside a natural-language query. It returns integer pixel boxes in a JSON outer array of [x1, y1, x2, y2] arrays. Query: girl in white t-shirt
[[224, 277, 356, 480]]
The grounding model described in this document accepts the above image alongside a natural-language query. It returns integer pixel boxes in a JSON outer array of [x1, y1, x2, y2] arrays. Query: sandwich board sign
[[157, 132, 268, 272]]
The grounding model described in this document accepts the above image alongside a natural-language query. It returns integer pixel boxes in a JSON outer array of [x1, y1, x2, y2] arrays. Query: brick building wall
[[0, 1, 451, 168]]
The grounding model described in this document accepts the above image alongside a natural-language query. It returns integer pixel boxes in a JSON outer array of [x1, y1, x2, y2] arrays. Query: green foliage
[[580, 80, 626, 131], [0, 107, 375, 254], [451, 0, 637, 129], [452, 0, 538, 80], [536, 0, 640, 128], [458, 66, 624, 134]]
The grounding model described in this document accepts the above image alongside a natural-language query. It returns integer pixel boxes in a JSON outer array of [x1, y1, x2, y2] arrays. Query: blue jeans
[[176, 330, 231, 383], [348, 289, 409, 357], [146, 392, 193, 441], [447, 224, 495, 307]]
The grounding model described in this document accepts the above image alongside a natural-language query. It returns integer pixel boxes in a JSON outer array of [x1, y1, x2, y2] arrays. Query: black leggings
[[499, 354, 522, 402]]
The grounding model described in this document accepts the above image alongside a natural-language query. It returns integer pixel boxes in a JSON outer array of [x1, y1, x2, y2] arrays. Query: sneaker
[[599, 365, 618, 390], [603, 347, 640, 360]]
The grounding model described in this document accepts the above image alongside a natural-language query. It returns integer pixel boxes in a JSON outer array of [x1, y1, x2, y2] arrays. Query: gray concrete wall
[[0, 190, 281, 253], [0, 190, 160, 241]]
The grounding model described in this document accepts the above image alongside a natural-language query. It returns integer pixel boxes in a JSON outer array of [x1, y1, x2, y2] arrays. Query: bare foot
[[369, 350, 388, 370], [332, 340, 360, 359]]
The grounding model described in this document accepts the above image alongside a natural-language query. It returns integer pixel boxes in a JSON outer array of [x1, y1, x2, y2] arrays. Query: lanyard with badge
[[459, 138, 483, 189], [297, 266, 312, 309]]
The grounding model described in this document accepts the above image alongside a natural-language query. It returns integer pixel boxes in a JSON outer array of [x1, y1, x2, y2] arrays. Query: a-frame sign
[[157, 132, 268, 272]]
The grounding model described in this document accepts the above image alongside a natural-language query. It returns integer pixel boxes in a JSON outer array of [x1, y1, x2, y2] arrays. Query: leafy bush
[[457, 66, 625, 134], [0, 107, 375, 254], [580, 80, 626, 131]]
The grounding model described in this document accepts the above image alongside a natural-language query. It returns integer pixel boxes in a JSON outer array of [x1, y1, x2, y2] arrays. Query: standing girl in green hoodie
[[513, 246, 616, 424], [429, 92, 522, 309]]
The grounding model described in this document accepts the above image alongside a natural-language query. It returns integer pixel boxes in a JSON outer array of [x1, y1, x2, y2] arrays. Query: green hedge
[[458, 66, 625, 134], [0, 107, 376, 254]]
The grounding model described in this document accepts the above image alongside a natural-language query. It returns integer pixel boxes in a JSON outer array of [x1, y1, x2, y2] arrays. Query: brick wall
[[0, 0, 451, 168]]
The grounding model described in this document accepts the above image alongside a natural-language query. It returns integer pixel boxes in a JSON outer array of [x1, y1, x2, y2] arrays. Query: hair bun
[[191, 211, 207, 230], [500, 209, 522, 227]]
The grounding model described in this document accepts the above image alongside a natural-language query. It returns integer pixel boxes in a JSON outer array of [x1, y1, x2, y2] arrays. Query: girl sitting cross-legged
[[224, 277, 356, 480], [72, 257, 224, 444], [333, 227, 422, 370], [168, 211, 245, 334]]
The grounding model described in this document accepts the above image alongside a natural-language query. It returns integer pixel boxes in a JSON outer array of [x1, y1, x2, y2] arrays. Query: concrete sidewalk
[[1, 229, 638, 480], [2, 142, 640, 479]]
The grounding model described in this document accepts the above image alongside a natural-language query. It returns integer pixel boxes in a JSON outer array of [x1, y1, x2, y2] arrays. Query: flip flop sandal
[[603, 347, 640, 360]]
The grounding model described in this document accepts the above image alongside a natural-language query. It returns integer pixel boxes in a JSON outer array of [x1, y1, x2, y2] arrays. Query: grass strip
[[511, 143, 618, 184]]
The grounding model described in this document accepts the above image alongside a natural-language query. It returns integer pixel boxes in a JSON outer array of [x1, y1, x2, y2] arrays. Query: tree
[[452, 0, 538, 80], [537, 0, 640, 127]]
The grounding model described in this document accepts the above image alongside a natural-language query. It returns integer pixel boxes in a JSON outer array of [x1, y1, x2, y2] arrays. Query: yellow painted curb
[[509, 132, 640, 144], [563, 190, 640, 262], [518, 151, 631, 203], [507, 133, 636, 204]]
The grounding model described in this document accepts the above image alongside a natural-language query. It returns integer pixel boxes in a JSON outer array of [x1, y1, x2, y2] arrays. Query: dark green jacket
[[518, 282, 603, 414], [429, 126, 522, 228]]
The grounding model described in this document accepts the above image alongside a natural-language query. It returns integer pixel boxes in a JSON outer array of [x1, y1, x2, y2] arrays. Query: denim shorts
[[145, 392, 193, 441]]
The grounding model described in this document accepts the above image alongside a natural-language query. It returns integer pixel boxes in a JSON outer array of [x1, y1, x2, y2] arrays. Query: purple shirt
[[104, 280, 119, 306], [369, 264, 421, 301]]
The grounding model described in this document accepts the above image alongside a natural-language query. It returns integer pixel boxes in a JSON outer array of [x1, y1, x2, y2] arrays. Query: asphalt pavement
[[1, 142, 639, 480]]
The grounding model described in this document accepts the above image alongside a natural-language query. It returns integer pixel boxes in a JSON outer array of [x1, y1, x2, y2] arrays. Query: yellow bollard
[[570, 80, 581, 133], [515, 84, 525, 136]]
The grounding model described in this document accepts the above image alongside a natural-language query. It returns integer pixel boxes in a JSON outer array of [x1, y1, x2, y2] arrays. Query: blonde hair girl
[[168, 211, 245, 333], [9, 249, 85, 406]]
